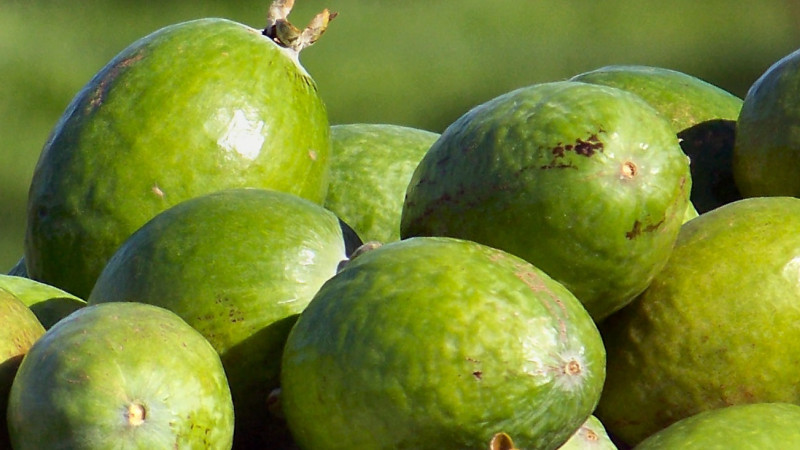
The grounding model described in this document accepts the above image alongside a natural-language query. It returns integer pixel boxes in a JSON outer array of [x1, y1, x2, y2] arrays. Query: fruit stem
[[263, 0, 337, 54]]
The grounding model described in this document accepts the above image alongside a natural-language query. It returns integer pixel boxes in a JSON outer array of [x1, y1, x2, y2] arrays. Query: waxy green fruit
[[401, 81, 691, 320], [26, 10, 333, 299], [325, 123, 440, 243], [0, 289, 45, 449], [571, 65, 743, 214], [88, 188, 356, 448], [559, 415, 617, 450], [7, 302, 233, 449], [597, 197, 800, 446], [734, 48, 800, 197], [0, 274, 85, 329], [635, 403, 800, 449], [281, 237, 606, 449]]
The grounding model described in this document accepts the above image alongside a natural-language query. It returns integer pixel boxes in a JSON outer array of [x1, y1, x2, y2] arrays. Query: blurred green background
[[2, 0, 799, 272]]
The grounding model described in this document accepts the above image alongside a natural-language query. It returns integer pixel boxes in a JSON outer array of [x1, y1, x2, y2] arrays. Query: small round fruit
[[281, 237, 606, 449], [26, 6, 334, 299], [324, 123, 439, 243], [635, 403, 800, 449], [0, 288, 45, 449], [733, 48, 800, 197], [88, 188, 353, 447], [401, 81, 691, 320], [596, 197, 800, 446], [6, 302, 233, 449]]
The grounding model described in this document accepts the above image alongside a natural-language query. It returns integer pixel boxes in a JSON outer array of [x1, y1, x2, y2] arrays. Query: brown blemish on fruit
[[472, 370, 483, 380], [625, 218, 665, 239], [490, 432, 518, 450], [126, 401, 146, 426], [584, 429, 599, 441], [621, 161, 637, 178], [564, 359, 582, 376], [543, 132, 604, 170], [88, 51, 146, 110]]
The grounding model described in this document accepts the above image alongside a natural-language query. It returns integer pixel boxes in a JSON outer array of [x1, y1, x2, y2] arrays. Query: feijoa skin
[[325, 123, 440, 243], [596, 197, 800, 446], [88, 188, 349, 448], [401, 81, 691, 321], [7, 302, 233, 450], [0, 274, 86, 329], [734, 48, 800, 197], [26, 16, 331, 299], [635, 403, 800, 450], [0, 289, 45, 449], [572, 65, 743, 214], [281, 237, 606, 450]]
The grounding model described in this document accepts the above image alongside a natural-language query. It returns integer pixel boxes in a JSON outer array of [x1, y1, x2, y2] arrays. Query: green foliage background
[[2, 0, 799, 272]]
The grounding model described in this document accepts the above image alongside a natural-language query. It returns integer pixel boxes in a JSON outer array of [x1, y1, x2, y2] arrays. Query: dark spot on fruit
[[573, 134, 603, 156], [472, 370, 483, 380], [626, 218, 665, 239]]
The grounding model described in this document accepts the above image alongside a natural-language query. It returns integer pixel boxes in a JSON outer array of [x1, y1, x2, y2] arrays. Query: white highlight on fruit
[[782, 256, 800, 290], [215, 108, 266, 160]]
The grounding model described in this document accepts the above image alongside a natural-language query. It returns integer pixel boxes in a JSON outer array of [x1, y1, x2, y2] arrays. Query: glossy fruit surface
[[325, 123, 439, 243], [733, 48, 800, 197], [7, 302, 233, 449], [401, 81, 691, 320], [88, 188, 351, 448], [0, 274, 85, 329], [26, 16, 331, 299], [597, 197, 800, 446], [0, 288, 45, 449], [635, 403, 800, 449], [281, 236, 606, 449]]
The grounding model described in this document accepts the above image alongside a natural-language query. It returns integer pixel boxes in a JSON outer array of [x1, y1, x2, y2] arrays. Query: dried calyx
[[263, 0, 337, 53]]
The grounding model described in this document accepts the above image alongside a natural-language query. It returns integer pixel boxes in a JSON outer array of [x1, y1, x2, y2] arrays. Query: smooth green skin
[[634, 403, 800, 449], [0, 274, 86, 329], [324, 123, 440, 243], [572, 65, 743, 214], [558, 415, 617, 450], [7, 302, 233, 449], [0, 289, 45, 449], [25, 18, 331, 299], [570, 65, 742, 133], [597, 197, 800, 446], [88, 188, 348, 448], [733, 48, 800, 197], [401, 81, 691, 321], [281, 237, 606, 450]]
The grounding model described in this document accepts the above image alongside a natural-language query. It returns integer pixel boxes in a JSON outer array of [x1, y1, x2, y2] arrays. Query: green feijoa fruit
[[281, 237, 606, 450], [635, 403, 800, 449], [26, 2, 335, 299], [401, 81, 691, 321], [324, 123, 440, 243], [0, 274, 86, 329], [0, 288, 45, 449], [571, 65, 743, 214], [596, 197, 800, 446], [7, 302, 233, 449], [559, 415, 617, 450], [733, 48, 800, 197], [88, 188, 350, 448]]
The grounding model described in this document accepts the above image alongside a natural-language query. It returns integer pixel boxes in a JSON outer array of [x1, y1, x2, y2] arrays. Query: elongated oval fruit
[[7, 302, 234, 449], [571, 65, 743, 213], [401, 81, 691, 321], [281, 237, 606, 449], [733, 48, 800, 197], [324, 123, 440, 243], [0, 289, 45, 449], [88, 188, 355, 448], [597, 197, 800, 446], [25, 3, 335, 299]]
